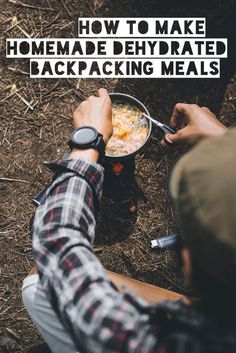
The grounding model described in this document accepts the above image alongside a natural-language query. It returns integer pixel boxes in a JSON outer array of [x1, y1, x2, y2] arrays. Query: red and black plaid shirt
[[33, 157, 233, 353], [33, 157, 161, 353]]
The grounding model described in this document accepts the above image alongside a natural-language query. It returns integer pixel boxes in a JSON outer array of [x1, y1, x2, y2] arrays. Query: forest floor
[[0, 0, 235, 352]]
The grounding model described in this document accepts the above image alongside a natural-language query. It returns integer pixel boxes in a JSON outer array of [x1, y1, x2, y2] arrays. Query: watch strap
[[96, 133, 106, 161]]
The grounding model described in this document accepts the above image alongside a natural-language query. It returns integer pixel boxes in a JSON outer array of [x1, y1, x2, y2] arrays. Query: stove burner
[[102, 158, 137, 206]]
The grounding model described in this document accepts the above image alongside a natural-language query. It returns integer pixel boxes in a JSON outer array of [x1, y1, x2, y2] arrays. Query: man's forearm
[[32, 158, 104, 278]]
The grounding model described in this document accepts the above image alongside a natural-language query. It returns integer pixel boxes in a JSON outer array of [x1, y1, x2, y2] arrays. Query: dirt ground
[[0, 1, 236, 352]]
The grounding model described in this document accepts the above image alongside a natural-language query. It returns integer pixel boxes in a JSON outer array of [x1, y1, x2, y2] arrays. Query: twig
[[52, 121, 58, 151], [6, 328, 21, 342], [11, 16, 30, 38], [8, 0, 55, 11], [0, 85, 13, 93], [0, 177, 29, 183], [24, 100, 39, 115], [3, 19, 23, 33], [8, 66, 29, 76], [66, 79, 86, 100], [42, 0, 54, 10], [76, 78, 81, 89], [85, 0, 96, 16], [60, 21, 74, 31], [42, 80, 60, 99], [93, 246, 103, 253], [15, 92, 34, 110], [11, 84, 34, 110], [0, 89, 21, 104], [17, 24, 31, 38], [59, 0, 73, 18], [10, 249, 28, 256], [59, 88, 73, 98]]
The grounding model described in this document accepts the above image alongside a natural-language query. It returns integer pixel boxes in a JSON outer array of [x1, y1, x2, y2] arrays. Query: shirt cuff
[[44, 158, 104, 201]]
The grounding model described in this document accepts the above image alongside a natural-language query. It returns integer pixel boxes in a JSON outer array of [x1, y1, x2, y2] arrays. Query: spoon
[[142, 112, 176, 135]]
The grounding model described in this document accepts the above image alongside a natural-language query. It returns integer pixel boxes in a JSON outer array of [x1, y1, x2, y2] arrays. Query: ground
[[0, 1, 236, 352]]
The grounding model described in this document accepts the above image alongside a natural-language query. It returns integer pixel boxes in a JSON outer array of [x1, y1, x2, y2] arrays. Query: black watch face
[[73, 127, 98, 145]]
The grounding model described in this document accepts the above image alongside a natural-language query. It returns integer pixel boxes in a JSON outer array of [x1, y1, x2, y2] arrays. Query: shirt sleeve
[[33, 157, 159, 353]]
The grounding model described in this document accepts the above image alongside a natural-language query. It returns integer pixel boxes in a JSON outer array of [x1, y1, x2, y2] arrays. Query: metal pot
[[106, 93, 152, 161]]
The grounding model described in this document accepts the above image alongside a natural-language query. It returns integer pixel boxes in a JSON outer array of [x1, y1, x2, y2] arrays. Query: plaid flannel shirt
[[33, 158, 160, 353]]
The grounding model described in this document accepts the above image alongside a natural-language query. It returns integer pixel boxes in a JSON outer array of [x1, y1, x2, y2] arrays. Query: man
[[22, 88, 236, 353]]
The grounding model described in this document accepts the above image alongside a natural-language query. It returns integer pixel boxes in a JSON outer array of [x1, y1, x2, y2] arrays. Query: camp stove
[[32, 157, 137, 208], [101, 92, 152, 209], [102, 158, 136, 205]]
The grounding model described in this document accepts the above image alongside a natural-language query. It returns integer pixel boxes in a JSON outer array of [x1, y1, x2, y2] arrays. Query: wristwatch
[[68, 126, 105, 159]]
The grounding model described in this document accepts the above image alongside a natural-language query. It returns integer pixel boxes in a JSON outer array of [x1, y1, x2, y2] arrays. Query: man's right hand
[[161, 103, 227, 147], [73, 88, 113, 145]]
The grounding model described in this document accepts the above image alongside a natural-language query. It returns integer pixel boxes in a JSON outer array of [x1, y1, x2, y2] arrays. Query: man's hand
[[73, 88, 113, 144], [70, 88, 112, 162], [161, 103, 227, 147]]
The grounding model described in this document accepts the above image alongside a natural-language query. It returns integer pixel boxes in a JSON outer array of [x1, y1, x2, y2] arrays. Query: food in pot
[[106, 102, 149, 156]]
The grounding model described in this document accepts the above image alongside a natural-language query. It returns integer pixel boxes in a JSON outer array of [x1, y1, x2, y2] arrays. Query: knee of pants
[[22, 274, 39, 315], [21, 274, 80, 353]]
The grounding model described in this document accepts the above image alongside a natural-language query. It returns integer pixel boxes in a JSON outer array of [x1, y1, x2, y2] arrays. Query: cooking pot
[[106, 93, 152, 161]]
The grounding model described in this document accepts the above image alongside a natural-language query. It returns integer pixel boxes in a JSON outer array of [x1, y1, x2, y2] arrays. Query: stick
[[10, 83, 34, 110], [42, 0, 54, 10], [59, 88, 73, 98], [16, 92, 34, 110], [0, 90, 19, 104], [0, 177, 29, 183], [17, 24, 31, 38], [24, 100, 39, 115], [8, 66, 29, 75], [10, 16, 30, 37], [8, 0, 55, 11], [59, 0, 73, 18], [93, 247, 103, 253], [0, 85, 13, 93], [3, 19, 23, 33]]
